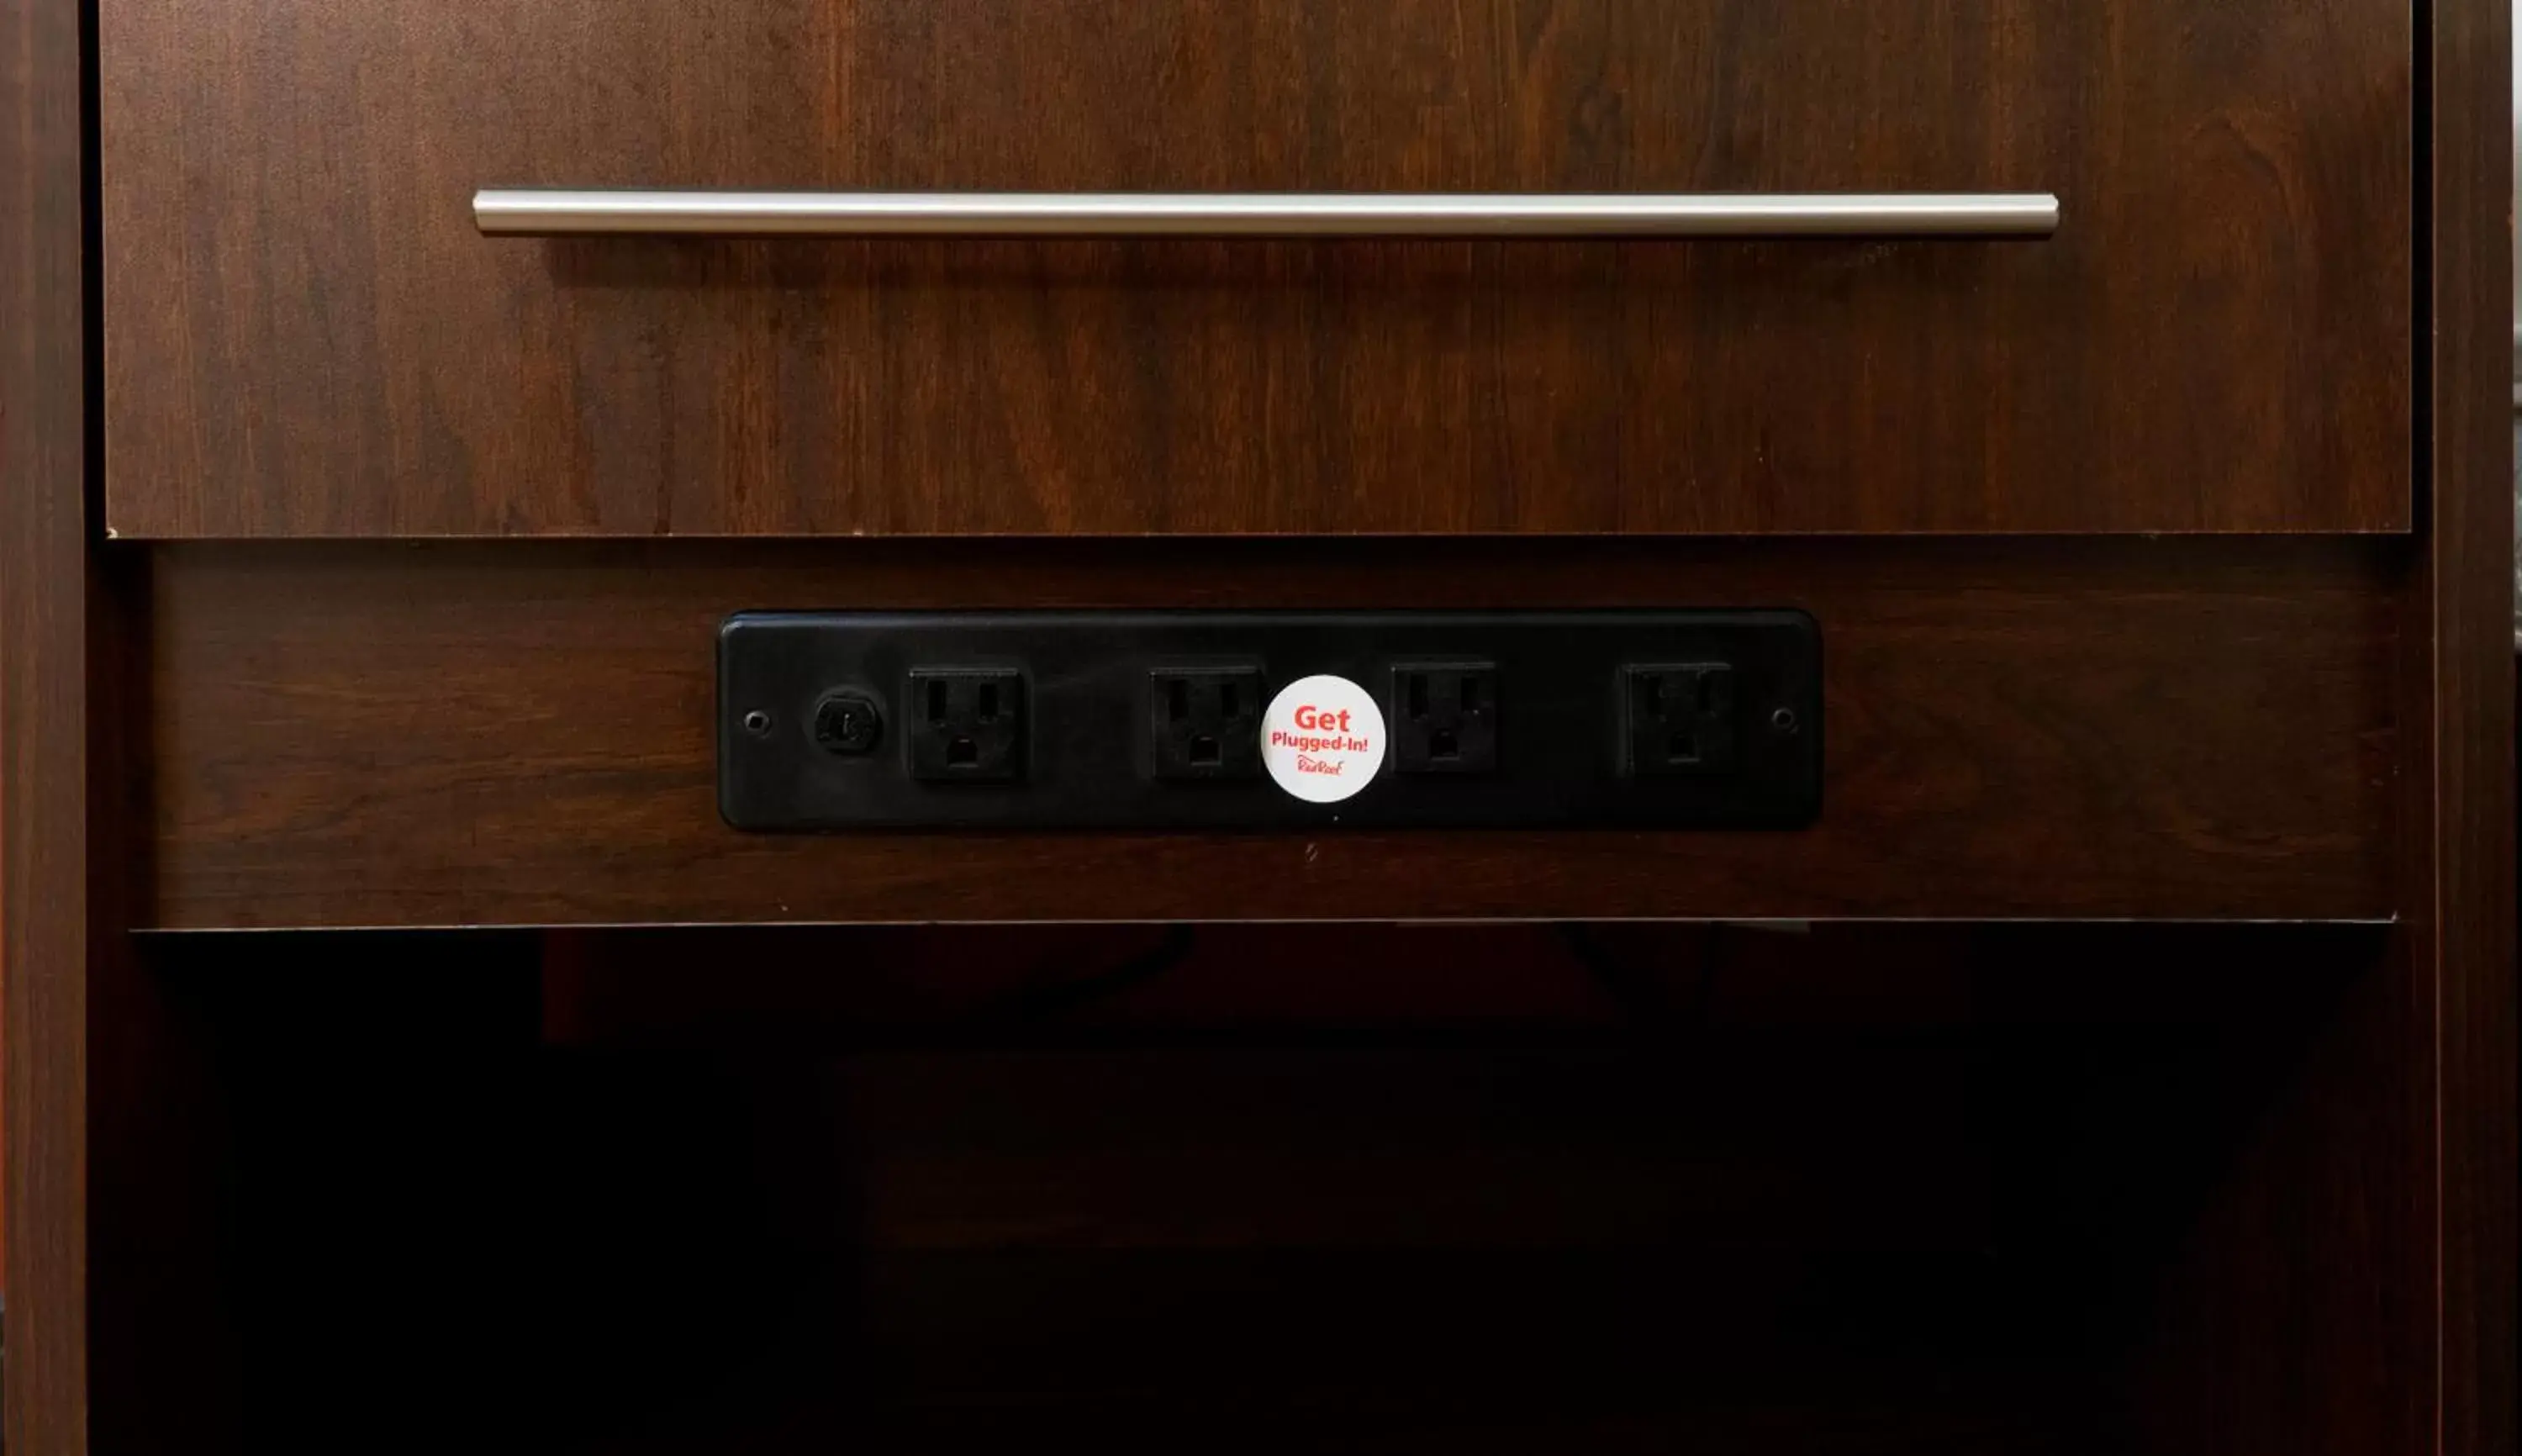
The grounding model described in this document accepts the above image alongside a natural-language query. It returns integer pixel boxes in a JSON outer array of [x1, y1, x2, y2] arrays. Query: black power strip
[[719, 610, 1822, 831]]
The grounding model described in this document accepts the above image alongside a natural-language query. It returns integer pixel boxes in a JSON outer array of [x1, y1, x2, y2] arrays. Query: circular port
[[813, 691, 885, 756]]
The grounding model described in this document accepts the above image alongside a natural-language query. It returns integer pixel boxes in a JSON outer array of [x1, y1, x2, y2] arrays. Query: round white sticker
[[1262, 675, 1387, 805]]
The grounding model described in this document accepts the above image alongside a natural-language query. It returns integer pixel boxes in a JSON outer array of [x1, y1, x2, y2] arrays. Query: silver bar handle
[[473, 190, 2060, 240]]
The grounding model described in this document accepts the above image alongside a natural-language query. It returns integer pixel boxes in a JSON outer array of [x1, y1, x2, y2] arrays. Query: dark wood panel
[[99, 0, 2410, 537], [2124, 921, 2432, 1453], [2118, 6, 2520, 1447], [142, 538, 2402, 928], [84, 563, 246, 1454], [3, 0, 92, 1443], [2424, 1, 2516, 1449], [8, 4, 238, 1448]]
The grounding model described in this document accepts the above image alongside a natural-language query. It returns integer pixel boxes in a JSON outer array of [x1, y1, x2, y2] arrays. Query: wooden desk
[[5, 1, 2511, 1449]]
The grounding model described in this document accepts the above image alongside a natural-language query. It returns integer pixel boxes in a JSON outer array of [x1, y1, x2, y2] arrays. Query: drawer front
[[102, 0, 2409, 538]]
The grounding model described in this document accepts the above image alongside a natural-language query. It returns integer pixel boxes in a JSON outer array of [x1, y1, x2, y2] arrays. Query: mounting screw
[[742, 710, 775, 737], [1770, 707, 1802, 736], [813, 691, 885, 756]]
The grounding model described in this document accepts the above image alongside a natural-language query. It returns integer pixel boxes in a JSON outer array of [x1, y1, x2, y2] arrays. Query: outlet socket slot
[[1150, 668, 1267, 781], [1392, 662, 1501, 774], [907, 668, 1026, 783]]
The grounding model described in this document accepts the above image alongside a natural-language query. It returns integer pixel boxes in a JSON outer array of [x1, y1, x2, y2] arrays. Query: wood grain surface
[[140, 538, 2403, 928], [2123, 916, 2434, 1453], [2422, 0, 2516, 1448], [21, 2, 2499, 1453], [3, 0, 92, 1444], [100, 0, 2411, 537]]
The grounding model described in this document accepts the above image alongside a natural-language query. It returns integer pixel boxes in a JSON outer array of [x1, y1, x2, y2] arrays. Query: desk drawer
[[102, 0, 2409, 537]]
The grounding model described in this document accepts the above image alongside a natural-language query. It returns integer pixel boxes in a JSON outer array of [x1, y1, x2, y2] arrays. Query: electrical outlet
[[1622, 664, 1736, 777], [1391, 662, 1499, 774], [721, 612, 1819, 830], [1150, 668, 1265, 780], [907, 668, 1026, 783]]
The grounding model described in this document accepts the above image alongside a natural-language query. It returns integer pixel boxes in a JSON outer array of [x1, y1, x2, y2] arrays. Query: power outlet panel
[[720, 611, 1820, 831]]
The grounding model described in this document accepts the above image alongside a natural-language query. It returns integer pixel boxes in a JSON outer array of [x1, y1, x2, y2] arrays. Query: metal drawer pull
[[473, 190, 2060, 239]]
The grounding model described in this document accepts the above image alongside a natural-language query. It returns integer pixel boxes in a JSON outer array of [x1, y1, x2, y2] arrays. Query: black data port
[[1392, 662, 1499, 774], [907, 668, 1026, 783], [1150, 668, 1265, 780], [1622, 663, 1737, 777]]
